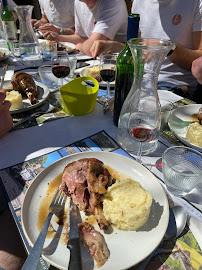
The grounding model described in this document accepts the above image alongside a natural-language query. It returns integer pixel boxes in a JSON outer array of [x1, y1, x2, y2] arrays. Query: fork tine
[[51, 186, 60, 205], [50, 188, 66, 211]]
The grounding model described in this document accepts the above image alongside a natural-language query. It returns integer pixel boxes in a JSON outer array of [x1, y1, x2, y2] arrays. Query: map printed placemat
[[0, 131, 201, 270]]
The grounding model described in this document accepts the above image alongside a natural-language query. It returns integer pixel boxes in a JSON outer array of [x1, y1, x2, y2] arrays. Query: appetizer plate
[[9, 81, 50, 114], [21, 151, 169, 270], [168, 104, 202, 152], [38, 40, 76, 53], [0, 48, 10, 61], [73, 52, 93, 61], [58, 42, 76, 53], [80, 66, 115, 87]]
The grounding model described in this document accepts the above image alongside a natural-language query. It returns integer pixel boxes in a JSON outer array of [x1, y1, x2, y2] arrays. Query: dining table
[[0, 50, 202, 270]]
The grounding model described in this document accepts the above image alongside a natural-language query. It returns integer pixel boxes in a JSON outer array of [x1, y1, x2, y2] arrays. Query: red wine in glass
[[52, 65, 70, 78], [130, 127, 155, 142], [100, 69, 115, 82]]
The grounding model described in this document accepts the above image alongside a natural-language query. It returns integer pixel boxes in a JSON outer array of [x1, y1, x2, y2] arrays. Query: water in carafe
[[15, 5, 42, 66]]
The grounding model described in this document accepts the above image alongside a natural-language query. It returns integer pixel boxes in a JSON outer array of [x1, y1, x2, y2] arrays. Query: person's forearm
[[168, 43, 202, 71], [57, 34, 87, 44]]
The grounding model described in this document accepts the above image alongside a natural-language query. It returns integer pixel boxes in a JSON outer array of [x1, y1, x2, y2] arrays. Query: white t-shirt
[[74, 0, 128, 43], [132, 0, 202, 94], [38, 0, 75, 29]]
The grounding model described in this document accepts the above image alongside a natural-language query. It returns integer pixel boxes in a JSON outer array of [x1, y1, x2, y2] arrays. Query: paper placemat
[[0, 130, 201, 270]]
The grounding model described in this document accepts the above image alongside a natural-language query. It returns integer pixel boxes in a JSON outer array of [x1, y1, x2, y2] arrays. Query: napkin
[[5, 66, 14, 81], [158, 89, 182, 103]]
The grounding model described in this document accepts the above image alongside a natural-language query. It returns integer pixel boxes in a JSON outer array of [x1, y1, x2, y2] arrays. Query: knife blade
[[67, 199, 82, 270], [0, 64, 8, 89]]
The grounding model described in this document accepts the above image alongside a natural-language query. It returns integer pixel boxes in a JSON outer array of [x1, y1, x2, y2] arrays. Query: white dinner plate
[[9, 81, 50, 114], [38, 40, 76, 54], [58, 42, 76, 53], [0, 48, 10, 61], [74, 52, 93, 61], [21, 151, 169, 270], [168, 104, 202, 152], [80, 66, 115, 87]]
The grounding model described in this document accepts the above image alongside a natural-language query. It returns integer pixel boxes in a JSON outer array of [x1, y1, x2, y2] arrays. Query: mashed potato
[[6, 90, 23, 110], [102, 179, 152, 230], [186, 122, 202, 147], [84, 66, 100, 77]]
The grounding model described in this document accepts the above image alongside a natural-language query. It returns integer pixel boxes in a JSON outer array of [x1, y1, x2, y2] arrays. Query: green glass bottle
[[113, 14, 140, 126], [1, 0, 17, 49]]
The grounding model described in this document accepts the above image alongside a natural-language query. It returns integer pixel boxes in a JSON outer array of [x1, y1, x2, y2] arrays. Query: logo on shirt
[[172, 14, 182, 26]]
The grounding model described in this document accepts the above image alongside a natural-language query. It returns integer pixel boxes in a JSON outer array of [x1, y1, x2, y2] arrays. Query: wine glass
[[128, 98, 160, 163], [51, 51, 70, 87], [99, 54, 117, 100]]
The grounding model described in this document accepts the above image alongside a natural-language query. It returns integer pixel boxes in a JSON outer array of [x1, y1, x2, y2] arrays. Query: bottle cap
[[127, 14, 140, 41]]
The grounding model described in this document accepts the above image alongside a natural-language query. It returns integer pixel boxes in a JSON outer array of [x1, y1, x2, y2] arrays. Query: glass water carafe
[[15, 5, 42, 66], [118, 38, 174, 156]]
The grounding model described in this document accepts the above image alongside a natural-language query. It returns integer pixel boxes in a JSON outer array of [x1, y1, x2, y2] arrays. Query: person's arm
[[192, 56, 202, 84], [90, 40, 125, 58], [43, 31, 87, 44], [39, 24, 75, 35], [0, 89, 13, 138], [75, 32, 110, 56], [168, 31, 202, 70]]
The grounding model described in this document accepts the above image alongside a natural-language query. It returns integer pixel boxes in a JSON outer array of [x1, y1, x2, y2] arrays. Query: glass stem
[[106, 81, 110, 97], [136, 142, 142, 163], [60, 78, 63, 87]]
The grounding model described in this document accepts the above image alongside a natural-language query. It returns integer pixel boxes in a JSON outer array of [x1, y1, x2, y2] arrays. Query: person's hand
[[42, 31, 59, 41], [31, 19, 37, 26], [191, 56, 202, 84], [76, 43, 82, 51], [90, 40, 112, 58], [39, 23, 60, 34], [0, 89, 13, 138], [90, 40, 124, 58], [31, 19, 43, 29]]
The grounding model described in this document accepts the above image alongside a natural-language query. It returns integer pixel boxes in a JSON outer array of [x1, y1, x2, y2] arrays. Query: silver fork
[[22, 187, 66, 270], [12, 103, 55, 129]]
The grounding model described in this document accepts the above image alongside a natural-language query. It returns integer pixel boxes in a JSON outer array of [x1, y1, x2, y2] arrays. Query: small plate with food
[[0, 48, 10, 61], [5, 72, 50, 114], [80, 66, 115, 87], [58, 42, 76, 53], [21, 151, 169, 270], [168, 104, 202, 152]]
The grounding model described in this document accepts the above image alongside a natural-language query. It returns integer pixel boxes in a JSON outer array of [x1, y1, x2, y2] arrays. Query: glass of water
[[68, 56, 77, 78], [162, 146, 202, 197]]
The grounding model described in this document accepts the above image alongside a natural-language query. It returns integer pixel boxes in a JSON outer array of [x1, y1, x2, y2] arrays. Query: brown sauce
[[185, 113, 199, 123], [37, 172, 63, 238]]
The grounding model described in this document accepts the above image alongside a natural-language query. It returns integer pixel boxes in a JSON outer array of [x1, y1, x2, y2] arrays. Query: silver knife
[[67, 199, 82, 270], [0, 64, 8, 89]]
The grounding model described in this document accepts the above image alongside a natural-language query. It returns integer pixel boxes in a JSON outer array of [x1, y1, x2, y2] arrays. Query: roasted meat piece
[[12, 72, 38, 104], [60, 158, 114, 229], [79, 222, 110, 268], [92, 73, 101, 82]]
